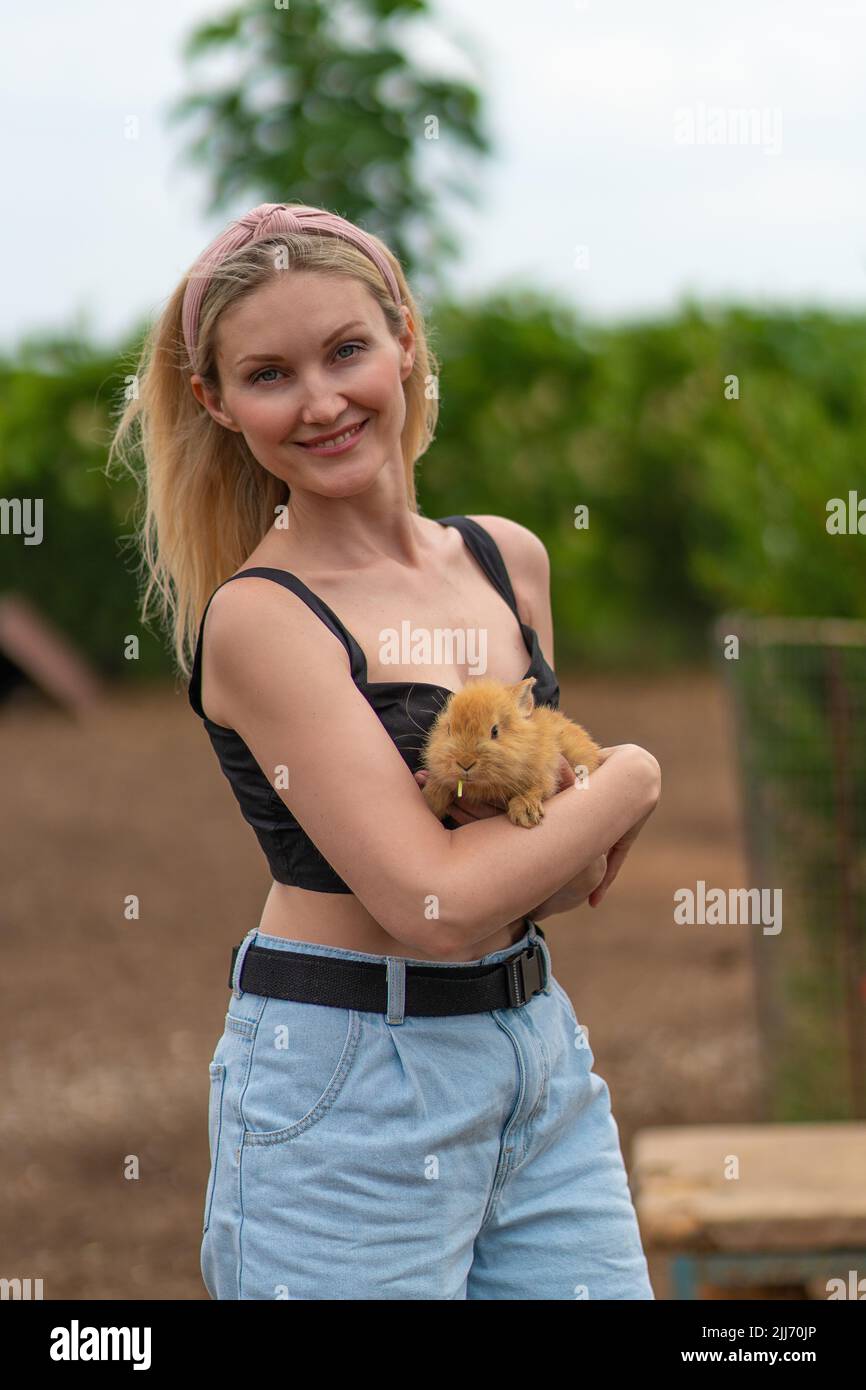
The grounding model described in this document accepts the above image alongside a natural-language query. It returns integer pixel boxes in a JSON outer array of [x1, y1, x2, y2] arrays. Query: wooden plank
[[632, 1123, 866, 1251]]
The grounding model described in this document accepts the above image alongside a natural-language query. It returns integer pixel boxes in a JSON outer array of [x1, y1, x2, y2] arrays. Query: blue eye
[[334, 341, 366, 360], [249, 341, 366, 384]]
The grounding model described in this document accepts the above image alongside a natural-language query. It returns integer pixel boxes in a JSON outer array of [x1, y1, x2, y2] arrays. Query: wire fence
[[715, 614, 866, 1123]]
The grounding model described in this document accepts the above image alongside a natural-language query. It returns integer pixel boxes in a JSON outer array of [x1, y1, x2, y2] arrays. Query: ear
[[512, 676, 536, 716], [190, 374, 242, 432], [398, 305, 416, 382]]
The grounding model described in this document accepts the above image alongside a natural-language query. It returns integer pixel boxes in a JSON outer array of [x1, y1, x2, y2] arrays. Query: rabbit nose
[[457, 760, 476, 773]]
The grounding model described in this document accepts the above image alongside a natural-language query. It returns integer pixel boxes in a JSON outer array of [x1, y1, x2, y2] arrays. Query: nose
[[457, 760, 476, 773], [297, 376, 348, 426]]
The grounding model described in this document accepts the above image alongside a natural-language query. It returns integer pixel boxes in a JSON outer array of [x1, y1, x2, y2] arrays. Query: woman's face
[[192, 271, 415, 493]]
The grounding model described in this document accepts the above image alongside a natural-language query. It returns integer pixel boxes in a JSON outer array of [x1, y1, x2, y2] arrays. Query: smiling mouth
[[296, 418, 370, 452]]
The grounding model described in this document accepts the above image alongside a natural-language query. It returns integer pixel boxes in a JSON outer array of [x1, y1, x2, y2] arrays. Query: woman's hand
[[586, 806, 655, 906], [586, 747, 661, 906], [528, 853, 608, 922], [414, 754, 577, 826], [532, 744, 660, 917]]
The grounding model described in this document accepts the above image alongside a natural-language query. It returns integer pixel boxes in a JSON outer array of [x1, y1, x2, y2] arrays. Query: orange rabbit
[[420, 676, 602, 827]]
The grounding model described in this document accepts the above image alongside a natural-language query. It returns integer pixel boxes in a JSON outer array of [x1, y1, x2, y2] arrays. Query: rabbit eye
[[490, 724, 499, 739]]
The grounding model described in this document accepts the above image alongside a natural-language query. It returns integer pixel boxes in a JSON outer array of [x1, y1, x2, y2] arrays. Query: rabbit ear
[[511, 676, 536, 716]]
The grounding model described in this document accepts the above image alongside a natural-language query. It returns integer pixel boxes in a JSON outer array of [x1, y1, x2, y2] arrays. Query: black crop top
[[187, 515, 560, 892]]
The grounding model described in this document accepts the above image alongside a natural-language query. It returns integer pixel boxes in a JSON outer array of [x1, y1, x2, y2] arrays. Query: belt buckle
[[505, 943, 546, 1007]]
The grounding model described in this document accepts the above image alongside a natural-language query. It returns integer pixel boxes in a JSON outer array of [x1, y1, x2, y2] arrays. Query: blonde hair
[[107, 220, 439, 681]]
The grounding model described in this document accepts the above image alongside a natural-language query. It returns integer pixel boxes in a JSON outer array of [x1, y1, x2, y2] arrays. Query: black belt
[[228, 923, 549, 1017]]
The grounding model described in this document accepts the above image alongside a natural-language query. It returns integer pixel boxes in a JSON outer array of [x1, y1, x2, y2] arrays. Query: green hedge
[[1, 298, 864, 678]]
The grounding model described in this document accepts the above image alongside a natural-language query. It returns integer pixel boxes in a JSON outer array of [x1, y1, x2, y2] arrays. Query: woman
[[110, 202, 661, 1300]]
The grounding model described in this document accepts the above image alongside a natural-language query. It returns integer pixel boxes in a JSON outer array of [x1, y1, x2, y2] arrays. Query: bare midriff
[[256, 882, 529, 962]]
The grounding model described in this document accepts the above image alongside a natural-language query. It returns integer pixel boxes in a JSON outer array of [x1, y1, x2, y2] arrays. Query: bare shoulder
[[465, 513, 555, 668], [465, 514, 550, 618], [200, 571, 351, 726]]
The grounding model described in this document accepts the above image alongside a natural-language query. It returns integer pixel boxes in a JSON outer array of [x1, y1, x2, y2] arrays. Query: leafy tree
[[166, 0, 492, 295]]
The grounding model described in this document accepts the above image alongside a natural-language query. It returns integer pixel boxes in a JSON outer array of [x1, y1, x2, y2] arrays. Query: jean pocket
[[203, 1062, 226, 1233], [241, 999, 362, 1147]]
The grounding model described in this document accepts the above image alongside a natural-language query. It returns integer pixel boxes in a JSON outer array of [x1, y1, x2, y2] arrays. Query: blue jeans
[[202, 919, 654, 1300]]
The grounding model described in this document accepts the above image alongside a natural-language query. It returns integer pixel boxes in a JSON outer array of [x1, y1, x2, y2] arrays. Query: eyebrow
[[235, 320, 369, 367]]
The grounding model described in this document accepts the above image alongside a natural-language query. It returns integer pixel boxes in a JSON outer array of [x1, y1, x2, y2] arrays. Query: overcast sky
[[2, 0, 864, 355]]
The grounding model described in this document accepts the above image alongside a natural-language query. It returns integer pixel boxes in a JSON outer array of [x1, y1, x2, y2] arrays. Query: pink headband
[[181, 202, 402, 375]]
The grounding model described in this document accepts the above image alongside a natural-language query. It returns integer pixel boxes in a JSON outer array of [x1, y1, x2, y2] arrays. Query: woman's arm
[[415, 748, 658, 931], [528, 746, 661, 918], [203, 577, 659, 960], [439, 746, 659, 949]]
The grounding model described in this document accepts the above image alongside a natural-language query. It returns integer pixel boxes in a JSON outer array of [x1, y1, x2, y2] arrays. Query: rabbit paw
[[507, 794, 544, 827]]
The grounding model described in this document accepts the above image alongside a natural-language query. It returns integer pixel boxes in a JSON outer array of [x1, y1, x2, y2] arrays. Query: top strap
[[188, 566, 365, 720], [434, 515, 521, 618], [188, 516, 523, 719]]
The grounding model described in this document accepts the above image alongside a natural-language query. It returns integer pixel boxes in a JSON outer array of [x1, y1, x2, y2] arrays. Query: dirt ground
[[2, 667, 771, 1299]]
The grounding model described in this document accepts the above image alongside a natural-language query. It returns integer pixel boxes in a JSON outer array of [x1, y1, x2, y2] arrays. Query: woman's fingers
[[556, 754, 576, 792], [414, 768, 500, 824], [588, 843, 629, 906]]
